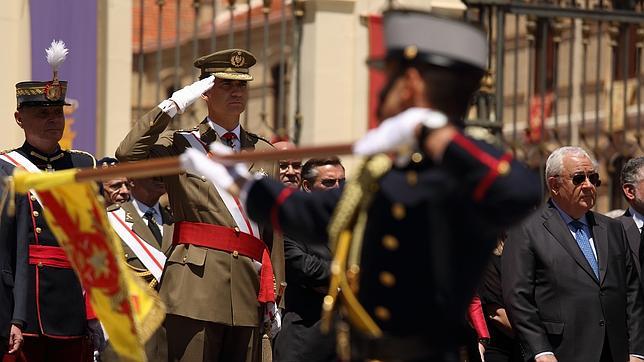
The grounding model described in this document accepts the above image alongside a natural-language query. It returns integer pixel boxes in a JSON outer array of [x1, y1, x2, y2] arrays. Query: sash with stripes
[[0, 151, 44, 206], [178, 131, 261, 238], [107, 207, 167, 281]]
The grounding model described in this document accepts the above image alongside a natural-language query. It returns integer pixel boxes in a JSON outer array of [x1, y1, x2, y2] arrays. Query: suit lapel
[[239, 127, 256, 169], [542, 202, 599, 283], [160, 207, 174, 254], [121, 202, 160, 251], [587, 212, 608, 285]]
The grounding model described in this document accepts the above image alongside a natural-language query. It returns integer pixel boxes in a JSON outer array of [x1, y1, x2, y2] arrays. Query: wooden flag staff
[[74, 143, 355, 183]]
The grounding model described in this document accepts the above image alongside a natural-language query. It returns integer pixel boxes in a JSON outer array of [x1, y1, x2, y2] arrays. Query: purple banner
[[30, 0, 98, 154]]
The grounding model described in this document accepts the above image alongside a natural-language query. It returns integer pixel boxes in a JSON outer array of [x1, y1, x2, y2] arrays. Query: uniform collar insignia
[[124, 211, 134, 223]]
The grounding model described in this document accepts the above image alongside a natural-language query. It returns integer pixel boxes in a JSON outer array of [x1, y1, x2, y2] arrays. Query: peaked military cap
[[16, 81, 70, 108], [17, 40, 71, 108], [194, 48, 257, 81], [377, 9, 488, 72]]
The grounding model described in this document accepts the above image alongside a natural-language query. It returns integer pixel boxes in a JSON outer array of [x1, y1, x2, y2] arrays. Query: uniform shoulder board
[[106, 203, 121, 212], [67, 149, 97, 167]]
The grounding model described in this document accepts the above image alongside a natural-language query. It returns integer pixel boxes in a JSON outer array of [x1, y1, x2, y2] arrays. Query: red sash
[[29, 245, 72, 269], [173, 221, 275, 303]]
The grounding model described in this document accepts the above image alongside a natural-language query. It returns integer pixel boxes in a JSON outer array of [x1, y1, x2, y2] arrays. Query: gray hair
[[545, 146, 597, 184], [620, 157, 644, 186]]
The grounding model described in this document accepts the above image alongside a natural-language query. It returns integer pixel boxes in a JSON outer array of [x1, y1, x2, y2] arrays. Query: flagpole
[[74, 143, 355, 182]]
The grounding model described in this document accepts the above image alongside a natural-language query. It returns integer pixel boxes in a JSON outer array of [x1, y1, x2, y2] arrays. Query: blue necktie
[[570, 220, 599, 278]]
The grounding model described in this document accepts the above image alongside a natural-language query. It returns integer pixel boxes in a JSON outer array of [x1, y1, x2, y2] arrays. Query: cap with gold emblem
[[16, 40, 71, 109], [373, 9, 488, 72], [194, 48, 257, 81]]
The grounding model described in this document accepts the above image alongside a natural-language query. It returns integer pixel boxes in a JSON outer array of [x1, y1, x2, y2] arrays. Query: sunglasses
[[320, 178, 346, 188], [568, 172, 601, 187]]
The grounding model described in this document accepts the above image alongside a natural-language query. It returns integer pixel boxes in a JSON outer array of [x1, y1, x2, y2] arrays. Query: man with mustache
[[503, 146, 644, 362]]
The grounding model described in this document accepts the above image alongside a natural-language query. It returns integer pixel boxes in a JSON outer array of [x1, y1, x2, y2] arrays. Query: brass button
[[35, 227, 42, 234], [497, 160, 511, 175], [374, 306, 391, 321], [382, 235, 399, 251], [411, 152, 423, 163], [37, 262, 44, 269], [404, 45, 418, 60], [32, 211, 40, 217], [232, 250, 239, 258], [30, 195, 37, 201], [391, 203, 406, 220], [406, 171, 418, 186], [200, 175, 207, 182], [124, 253, 129, 258], [182, 256, 187, 263], [233, 226, 241, 235], [379, 271, 396, 287]]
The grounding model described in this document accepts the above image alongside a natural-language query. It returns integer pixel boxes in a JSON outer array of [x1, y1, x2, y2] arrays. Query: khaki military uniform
[[116, 108, 282, 361], [101, 200, 174, 361]]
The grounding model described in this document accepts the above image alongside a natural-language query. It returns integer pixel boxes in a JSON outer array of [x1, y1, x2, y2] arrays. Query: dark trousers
[[16, 335, 90, 362], [165, 314, 254, 362]]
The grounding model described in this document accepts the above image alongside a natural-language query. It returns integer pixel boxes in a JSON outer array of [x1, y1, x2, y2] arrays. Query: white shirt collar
[[131, 198, 163, 226], [629, 207, 644, 230], [207, 118, 241, 140]]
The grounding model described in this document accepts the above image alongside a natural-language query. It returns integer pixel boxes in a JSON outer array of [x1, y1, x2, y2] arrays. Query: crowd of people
[[2, 7, 642, 362]]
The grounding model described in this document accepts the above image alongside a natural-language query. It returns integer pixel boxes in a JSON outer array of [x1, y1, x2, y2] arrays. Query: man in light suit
[[503, 146, 644, 362], [618, 157, 644, 277]]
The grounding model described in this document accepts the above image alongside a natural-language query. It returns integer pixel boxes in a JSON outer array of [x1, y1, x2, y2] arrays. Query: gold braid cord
[[322, 154, 392, 342]]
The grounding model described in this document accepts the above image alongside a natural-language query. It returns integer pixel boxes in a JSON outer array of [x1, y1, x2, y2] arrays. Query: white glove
[[264, 302, 281, 337], [180, 147, 250, 192], [352, 107, 447, 156], [87, 319, 106, 353], [162, 75, 215, 115]]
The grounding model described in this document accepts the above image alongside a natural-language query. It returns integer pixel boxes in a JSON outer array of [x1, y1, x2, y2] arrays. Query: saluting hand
[[8, 324, 23, 354]]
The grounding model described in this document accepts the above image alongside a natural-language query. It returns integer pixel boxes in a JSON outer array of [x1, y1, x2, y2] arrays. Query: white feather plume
[[45, 40, 69, 72]]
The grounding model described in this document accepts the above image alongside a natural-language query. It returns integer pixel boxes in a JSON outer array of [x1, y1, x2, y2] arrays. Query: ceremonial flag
[[12, 170, 165, 362]]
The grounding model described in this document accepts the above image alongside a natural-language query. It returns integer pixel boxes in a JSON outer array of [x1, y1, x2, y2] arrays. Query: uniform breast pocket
[[167, 245, 207, 268], [185, 173, 217, 212], [1, 270, 14, 287]]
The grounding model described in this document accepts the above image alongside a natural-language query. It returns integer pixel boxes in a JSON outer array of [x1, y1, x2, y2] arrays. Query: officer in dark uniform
[[0, 41, 97, 361], [0, 165, 25, 357], [182, 9, 542, 361]]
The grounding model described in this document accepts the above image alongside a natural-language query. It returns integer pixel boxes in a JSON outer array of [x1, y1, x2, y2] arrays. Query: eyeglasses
[[320, 178, 346, 188], [569, 172, 601, 187]]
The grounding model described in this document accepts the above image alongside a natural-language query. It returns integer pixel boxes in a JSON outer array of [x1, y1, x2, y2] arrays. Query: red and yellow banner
[[13, 170, 164, 362]]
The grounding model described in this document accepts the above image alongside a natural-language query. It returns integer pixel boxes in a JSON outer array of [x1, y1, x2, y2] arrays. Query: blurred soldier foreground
[[182, 9, 541, 362], [0, 40, 98, 361], [116, 48, 282, 362]]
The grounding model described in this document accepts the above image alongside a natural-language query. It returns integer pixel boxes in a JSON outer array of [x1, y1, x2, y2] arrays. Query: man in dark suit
[[503, 146, 644, 362], [273, 157, 345, 362], [618, 157, 644, 277], [181, 9, 541, 360]]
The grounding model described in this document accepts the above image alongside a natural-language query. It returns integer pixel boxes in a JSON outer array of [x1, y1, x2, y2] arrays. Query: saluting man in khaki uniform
[[116, 49, 282, 362]]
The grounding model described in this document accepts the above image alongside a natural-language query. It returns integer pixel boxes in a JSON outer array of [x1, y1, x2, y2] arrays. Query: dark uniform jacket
[[0, 142, 95, 337], [244, 132, 541, 352], [0, 164, 26, 351], [116, 108, 281, 327], [503, 200, 644, 361]]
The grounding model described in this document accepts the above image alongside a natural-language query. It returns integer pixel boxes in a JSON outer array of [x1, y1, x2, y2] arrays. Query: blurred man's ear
[[623, 184, 636, 202], [302, 180, 312, 193]]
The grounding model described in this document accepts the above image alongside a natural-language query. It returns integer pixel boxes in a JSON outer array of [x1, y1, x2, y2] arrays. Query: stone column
[[0, 0, 32, 149]]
